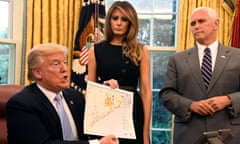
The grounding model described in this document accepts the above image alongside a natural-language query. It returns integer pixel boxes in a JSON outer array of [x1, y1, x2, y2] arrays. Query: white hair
[[191, 7, 219, 20]]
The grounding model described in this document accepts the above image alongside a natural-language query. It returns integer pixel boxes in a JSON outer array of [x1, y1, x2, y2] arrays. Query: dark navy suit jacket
[[7, 83, 90, 144]]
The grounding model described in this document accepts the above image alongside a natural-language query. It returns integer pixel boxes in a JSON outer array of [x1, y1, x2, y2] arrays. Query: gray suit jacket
[[159, 43, 240, 144]]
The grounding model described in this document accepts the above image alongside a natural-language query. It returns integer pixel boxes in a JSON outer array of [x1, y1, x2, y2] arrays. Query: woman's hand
[[103, 79, 119, 89]]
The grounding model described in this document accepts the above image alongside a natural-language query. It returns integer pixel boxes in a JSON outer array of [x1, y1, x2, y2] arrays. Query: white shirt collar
[[36, 84, 63, 103], [196, 40, 218, 53], [197, 40, 218, 71]]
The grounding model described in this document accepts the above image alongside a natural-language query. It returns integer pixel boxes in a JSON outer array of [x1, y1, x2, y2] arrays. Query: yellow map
[[84, 81, 136, 139]]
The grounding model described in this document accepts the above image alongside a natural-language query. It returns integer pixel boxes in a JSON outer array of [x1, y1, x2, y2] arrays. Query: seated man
[[7, 43, 119, 144]]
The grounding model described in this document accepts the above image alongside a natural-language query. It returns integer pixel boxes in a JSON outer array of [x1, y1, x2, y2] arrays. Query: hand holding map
[[84, 81, 136, 139]]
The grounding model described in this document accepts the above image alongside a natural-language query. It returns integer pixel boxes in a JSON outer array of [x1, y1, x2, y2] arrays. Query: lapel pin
[[70, 100, 74, 105], [220, 55, 226, 59]]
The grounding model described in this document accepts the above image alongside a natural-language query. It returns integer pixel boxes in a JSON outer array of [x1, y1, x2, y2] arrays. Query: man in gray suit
[[159, 7, 240, 144]]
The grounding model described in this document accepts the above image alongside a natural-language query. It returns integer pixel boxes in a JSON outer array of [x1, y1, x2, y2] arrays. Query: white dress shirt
[[197, 40, 218, 72], [36, 84, 78, 140]]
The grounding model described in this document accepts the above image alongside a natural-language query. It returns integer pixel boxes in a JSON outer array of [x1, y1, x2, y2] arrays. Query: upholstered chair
[[0, 84, 23, 144]]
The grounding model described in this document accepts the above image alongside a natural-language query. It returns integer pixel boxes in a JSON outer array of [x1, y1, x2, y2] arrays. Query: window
[[106, 0, 178, 143], [0, 0, 24, 84], [0, 0, 9, 38]]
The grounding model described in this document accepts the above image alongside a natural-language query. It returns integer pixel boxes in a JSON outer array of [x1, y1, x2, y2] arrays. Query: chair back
[[0, 84, 23, 144]]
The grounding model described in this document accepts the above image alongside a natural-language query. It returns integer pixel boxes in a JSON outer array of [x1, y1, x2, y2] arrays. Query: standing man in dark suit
[[6, 43, 119, 144], [159, 7, 240, 144]]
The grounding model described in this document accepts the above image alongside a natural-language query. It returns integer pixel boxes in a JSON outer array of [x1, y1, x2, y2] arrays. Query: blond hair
[[27, 43, 68, 81]]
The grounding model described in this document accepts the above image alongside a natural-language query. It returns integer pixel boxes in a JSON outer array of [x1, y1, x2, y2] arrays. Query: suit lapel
[[187, 46, 206, 91], [62, 90, 82, 133], [31, 84, 62, 129], [208, 44, 230, 91], [62, 91, 76, 120]]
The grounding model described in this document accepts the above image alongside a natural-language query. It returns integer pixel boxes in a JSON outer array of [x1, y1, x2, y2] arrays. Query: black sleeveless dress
[[94, 41, 144, 144]]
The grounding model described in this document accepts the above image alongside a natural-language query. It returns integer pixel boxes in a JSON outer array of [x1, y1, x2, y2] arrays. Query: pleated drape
[[177, 0, 237, 52], [231, 0, 240, 48], [24, 0, 82, 85]]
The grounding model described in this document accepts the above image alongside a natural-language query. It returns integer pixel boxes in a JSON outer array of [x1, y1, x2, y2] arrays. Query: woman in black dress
[[88, 1, 152, 144]]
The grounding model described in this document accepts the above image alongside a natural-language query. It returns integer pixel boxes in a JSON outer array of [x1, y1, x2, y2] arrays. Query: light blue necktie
[[55, 94, 74, 140]]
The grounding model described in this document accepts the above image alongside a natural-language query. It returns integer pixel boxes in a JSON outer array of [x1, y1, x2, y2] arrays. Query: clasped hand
[[190, 96, 231, 116]]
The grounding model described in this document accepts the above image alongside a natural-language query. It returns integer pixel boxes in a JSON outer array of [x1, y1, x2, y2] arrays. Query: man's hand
[[99, 135, 119, 144], [190, 96, 231, 116], [206, 96, 231, 111], [190, 100, 215, 116]]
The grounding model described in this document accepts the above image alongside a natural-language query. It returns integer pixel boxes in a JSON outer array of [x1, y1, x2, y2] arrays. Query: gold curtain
[[24, 0, 82, 85], [177, 0, 237, 52]]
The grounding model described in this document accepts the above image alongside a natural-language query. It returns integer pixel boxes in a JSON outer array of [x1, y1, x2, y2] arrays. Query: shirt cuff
[[89, 139, 100, 144]]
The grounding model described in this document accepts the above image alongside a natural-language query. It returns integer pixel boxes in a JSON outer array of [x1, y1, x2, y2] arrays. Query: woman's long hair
[[104, 1, 143, 66]]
